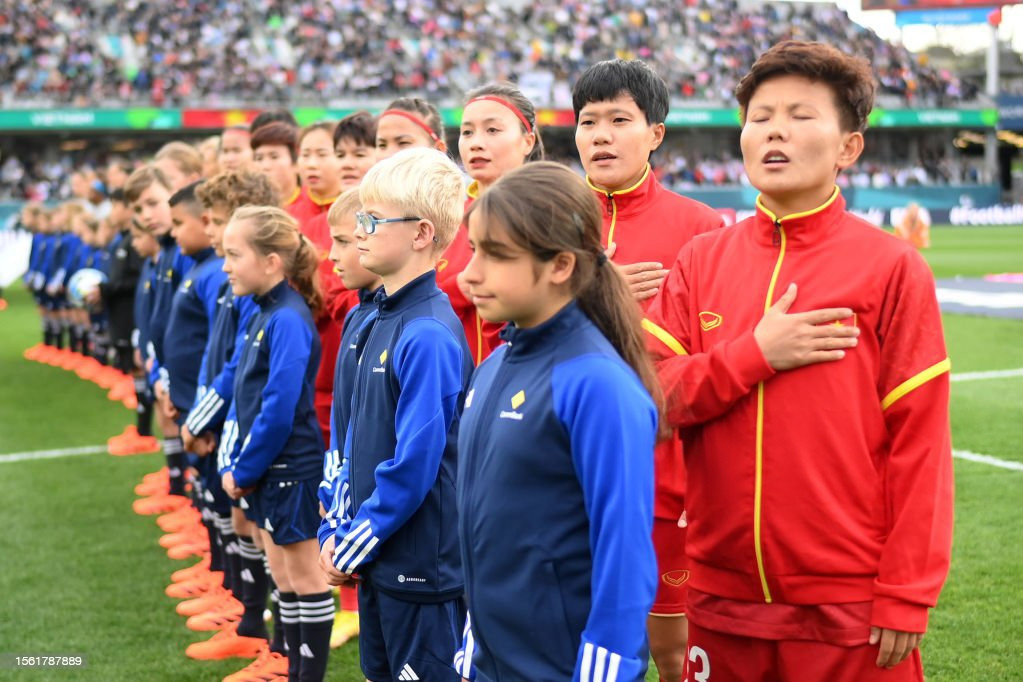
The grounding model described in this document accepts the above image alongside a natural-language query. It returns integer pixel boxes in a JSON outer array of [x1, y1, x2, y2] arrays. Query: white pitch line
[[951, 368, 1023, 383], [953, 449, 1023, 472], [0, 444, 107, 464]]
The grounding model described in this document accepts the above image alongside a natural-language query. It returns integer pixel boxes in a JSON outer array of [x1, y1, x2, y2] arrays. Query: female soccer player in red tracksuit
[[642, 41, 953, 682], [443, 83, 544, 365], [573, 58, 723, 682]]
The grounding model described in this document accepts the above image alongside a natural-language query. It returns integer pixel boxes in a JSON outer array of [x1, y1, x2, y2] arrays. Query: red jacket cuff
[[727, 331, 776, 387], [871, 596, 930, 633]]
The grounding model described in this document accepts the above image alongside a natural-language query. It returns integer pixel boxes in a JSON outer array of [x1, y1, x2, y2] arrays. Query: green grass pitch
[[0, 226, 1020, 680]]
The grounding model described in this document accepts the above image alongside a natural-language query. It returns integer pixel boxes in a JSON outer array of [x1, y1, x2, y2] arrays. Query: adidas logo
[[240, 569, 255, 584], [299, 643, 314, 659], [398, 663, 420, 680]]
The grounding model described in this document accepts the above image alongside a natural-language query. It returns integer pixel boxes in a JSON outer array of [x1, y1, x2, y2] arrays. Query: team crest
[[699, 311, 723, 332], [662, 569, 690, 586]]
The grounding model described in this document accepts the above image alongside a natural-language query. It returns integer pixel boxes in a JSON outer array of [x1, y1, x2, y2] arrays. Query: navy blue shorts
[[196, 455, 232, 516], [234, 494, 260, 522], [250, 477, 321, 546], [358, 582, 465, 682]]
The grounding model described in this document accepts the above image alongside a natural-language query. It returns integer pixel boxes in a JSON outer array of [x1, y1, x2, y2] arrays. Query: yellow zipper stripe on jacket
[[586, 165, 650, 248], [752, 186, 841, 603]]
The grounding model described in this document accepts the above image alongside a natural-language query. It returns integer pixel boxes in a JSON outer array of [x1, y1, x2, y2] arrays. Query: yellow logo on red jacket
[[699, 311, 723, 331], [662, 569, 690, 586], [437, 258, 449, 273], [820, 313, 857, 328]]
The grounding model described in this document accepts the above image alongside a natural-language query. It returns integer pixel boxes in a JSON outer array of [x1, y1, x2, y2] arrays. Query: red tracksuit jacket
[[643, 188, 953, 634], [436, 185, 503, 365], [289, 193, 352, 445], [590, 165, 723, 520]]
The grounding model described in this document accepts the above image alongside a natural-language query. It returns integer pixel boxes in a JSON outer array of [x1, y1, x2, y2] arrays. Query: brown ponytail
[[230, 205, 324, 315], [467, 162, 665, 432]]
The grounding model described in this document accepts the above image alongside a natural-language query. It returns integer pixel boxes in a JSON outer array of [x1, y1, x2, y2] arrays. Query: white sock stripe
[[301, 613, 336, 623], [163, 438, 184, 455], [581, 642, 594, 682], [297, 597, 335, 608], [298, 606, 336, 617]]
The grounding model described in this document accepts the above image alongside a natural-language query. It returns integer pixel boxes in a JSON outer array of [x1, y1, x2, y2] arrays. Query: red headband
[[378, 109, 441, 143], [466, 96, 533, 133]]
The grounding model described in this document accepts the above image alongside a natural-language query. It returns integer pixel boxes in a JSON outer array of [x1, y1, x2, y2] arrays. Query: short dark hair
[[250, 109, 298, 133], [735, 41, 875, 133], [109, 188, 125, 203], [572, 59, 669, 125], [333, 111, 377, 149], [251, 121, 299, 162], [168, 180, 205, 215]]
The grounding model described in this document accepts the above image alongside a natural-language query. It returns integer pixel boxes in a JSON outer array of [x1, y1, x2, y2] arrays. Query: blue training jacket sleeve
[[553, 356, 658, 682], [331, 319, 464, 574], [318, 408, 341, 511], [216, 400, 241, 474], [227, 309, 315, 489], [186, 296, 257, 436]]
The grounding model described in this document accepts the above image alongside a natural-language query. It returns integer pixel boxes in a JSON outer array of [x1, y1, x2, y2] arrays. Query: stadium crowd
[[0, 147, 989, 203], [0, 0, 975, 107]]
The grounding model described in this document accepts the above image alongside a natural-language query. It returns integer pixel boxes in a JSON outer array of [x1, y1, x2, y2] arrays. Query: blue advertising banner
[[997, 95, 1023, 130], [894, 7, 994, 25]]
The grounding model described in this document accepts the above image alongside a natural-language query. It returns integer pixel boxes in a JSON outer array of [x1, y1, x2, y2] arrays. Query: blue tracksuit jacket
[[163, 248, 225, 411], [147, 234, 194, 386], [456, 301, 658, 682], [184, 282, 258, 438], [328, 271, 471, 602], [217, 279, 323, 490], [318, 286, 380, 516]]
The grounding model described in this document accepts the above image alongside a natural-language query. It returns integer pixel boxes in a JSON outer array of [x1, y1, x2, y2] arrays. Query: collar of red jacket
[[585, 164, 658, 218], [753, 186, 846, 247]]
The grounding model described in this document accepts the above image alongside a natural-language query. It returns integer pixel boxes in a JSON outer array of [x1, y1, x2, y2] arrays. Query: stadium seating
[[0, 0, 975, 108]]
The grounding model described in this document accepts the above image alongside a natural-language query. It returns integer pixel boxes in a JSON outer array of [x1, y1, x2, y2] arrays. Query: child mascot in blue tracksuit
[[317, 149, 473, 682], [217, 205, 332, 682], [454, 162, 660, 682]]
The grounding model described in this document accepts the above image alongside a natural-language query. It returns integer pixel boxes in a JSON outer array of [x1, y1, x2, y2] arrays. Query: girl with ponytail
[[218, 205, 334, 681], [454, 161, 662, 682]]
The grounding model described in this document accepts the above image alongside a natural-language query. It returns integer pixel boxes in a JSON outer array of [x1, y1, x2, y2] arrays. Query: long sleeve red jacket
[[590, 165, 723, 520], [643, 189, 953, 634], [292, 202, 353, 446], [436, 187, 504, 365]]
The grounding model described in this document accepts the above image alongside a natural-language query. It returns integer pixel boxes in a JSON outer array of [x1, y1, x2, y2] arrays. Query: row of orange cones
[[134, 468, 290, 681], [23, 343, 161, 456]]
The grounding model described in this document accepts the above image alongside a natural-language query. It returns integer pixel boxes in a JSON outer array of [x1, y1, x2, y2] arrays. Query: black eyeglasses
[[355, 212, 422, 235]]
